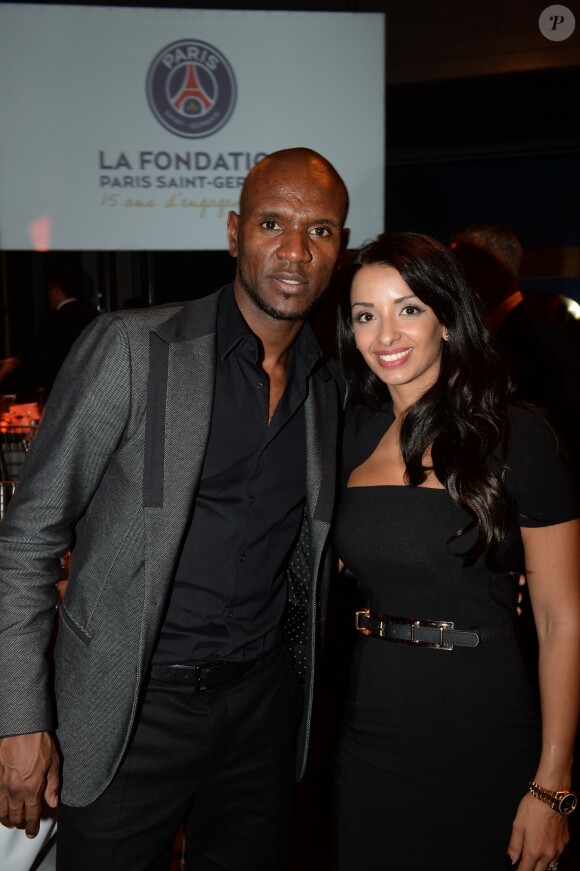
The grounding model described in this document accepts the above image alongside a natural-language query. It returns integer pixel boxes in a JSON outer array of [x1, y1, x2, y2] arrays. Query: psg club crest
[[146, 39, 237, 138]]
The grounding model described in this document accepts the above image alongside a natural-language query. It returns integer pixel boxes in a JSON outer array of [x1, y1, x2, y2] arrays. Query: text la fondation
[[98, 151, 267, 172]]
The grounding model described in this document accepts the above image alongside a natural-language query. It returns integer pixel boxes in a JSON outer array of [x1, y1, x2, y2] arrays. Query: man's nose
[[277, 229, 312, 263]]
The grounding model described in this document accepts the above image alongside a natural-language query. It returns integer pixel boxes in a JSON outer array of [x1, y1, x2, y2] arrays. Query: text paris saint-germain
[[98, 150, 267, 190]]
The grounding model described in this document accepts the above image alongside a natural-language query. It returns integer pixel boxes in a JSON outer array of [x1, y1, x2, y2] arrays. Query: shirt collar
[[217, 285, 253, 360], [56, 297, 78, 311], [217, 285, 322, 373]]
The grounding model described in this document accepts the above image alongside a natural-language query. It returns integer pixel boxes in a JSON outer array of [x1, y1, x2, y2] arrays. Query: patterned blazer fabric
[[0, 286, 342, 804]]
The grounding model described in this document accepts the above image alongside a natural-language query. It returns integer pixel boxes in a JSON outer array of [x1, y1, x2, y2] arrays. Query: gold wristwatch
[[528, 780, 578, 815]]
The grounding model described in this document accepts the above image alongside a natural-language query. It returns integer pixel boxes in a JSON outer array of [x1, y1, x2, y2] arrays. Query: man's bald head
[[240, 148, 349, 225]]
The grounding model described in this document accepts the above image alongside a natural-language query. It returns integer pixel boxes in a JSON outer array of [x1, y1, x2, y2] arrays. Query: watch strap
[[528, 780, 577, 815]]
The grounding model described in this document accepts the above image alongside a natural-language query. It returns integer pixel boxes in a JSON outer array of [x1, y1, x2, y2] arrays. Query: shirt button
[[256, 382, 264, 390], [226, 609, 234, 619], [248, 495, 255, 505], [239, 553, 246, 562], [249, 343, 256, 354]]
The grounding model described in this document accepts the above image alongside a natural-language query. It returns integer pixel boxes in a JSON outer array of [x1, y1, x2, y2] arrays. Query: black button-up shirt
[[153, 286, 321, 664]]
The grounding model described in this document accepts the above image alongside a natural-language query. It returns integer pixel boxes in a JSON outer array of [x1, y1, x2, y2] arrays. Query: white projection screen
[[0, 4, 385, 251]]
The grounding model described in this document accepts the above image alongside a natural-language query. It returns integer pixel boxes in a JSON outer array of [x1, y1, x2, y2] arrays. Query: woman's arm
[[507, 519, 580, 870]]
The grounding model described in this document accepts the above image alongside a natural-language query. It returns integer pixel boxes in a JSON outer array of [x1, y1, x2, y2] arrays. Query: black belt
[[150, 659, 255, 691], [355, 609, 514, 651]]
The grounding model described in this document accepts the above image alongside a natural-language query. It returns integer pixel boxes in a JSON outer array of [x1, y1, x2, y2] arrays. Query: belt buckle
[[410, 617, 454, 651], [355, 609, 369, 630], [355, 609, 372, 636]]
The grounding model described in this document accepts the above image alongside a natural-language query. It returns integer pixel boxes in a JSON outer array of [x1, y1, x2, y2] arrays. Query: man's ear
[[340, 227, 350, 253], [227, 211, 240, 258]]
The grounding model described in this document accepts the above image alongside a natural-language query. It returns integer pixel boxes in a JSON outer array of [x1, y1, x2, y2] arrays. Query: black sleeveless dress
[[333, 404, 578, 871]]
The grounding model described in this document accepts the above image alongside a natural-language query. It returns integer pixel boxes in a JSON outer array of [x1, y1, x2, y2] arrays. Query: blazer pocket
[[59, 606, 92, 646]]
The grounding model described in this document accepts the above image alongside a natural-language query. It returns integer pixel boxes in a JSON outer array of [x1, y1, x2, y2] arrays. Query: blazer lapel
[[305, 365, 337, 530], [141, 290, 221, 647]]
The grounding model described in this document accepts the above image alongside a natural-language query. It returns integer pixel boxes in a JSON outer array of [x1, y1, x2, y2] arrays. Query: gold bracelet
[[528, 780, 577, 815]]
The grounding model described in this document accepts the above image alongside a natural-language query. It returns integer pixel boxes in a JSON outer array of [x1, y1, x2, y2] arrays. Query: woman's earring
[[443, 333, 450, 342]]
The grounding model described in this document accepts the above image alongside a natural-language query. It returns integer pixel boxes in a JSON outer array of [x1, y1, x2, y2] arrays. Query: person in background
[[333, 232, 580, 871], [0, 148, 348, 871], [31, 267, 99, 396], [450, 222, 580, 477], [0, 267, 98, 402]]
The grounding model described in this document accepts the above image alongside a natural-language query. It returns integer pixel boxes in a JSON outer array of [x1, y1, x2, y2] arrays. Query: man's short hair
[[450, 222, 523, 280]]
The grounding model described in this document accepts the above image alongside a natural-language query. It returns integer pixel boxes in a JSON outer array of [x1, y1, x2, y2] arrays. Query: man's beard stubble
[[238, 265, 322, 323]]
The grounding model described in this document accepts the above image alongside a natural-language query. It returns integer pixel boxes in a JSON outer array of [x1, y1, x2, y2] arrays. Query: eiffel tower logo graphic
[[147, 39, 236, 138], [172, 64, 213, 116]]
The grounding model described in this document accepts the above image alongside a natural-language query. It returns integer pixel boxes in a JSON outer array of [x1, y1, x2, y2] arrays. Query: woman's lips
[[376, 347, 412, 367]]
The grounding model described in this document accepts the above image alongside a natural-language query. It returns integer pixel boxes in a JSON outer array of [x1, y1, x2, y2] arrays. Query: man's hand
[[0, 732, 60, 838]]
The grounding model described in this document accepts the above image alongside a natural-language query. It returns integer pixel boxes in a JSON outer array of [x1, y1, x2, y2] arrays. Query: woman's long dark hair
[[337, 232, 514, 564]]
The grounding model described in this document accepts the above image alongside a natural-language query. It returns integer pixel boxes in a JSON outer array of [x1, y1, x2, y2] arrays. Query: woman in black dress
[[333, 233, 580, 871]]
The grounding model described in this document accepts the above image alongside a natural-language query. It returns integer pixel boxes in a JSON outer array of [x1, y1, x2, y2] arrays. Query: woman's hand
[[506, 792, 569, 870]]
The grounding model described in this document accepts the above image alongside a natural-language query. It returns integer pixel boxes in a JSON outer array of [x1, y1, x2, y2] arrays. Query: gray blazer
[[0, 287, 342, 806]]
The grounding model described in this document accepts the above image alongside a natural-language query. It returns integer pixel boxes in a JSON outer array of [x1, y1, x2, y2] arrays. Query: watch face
[[559, 793, 577, 814]]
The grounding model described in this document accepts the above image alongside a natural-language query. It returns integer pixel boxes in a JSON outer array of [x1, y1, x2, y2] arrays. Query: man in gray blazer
[[0, 148, 349, 870]]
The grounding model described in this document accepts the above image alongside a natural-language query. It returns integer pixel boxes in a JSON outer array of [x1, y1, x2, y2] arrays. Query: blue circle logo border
[[146, 39, 237, 139]]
